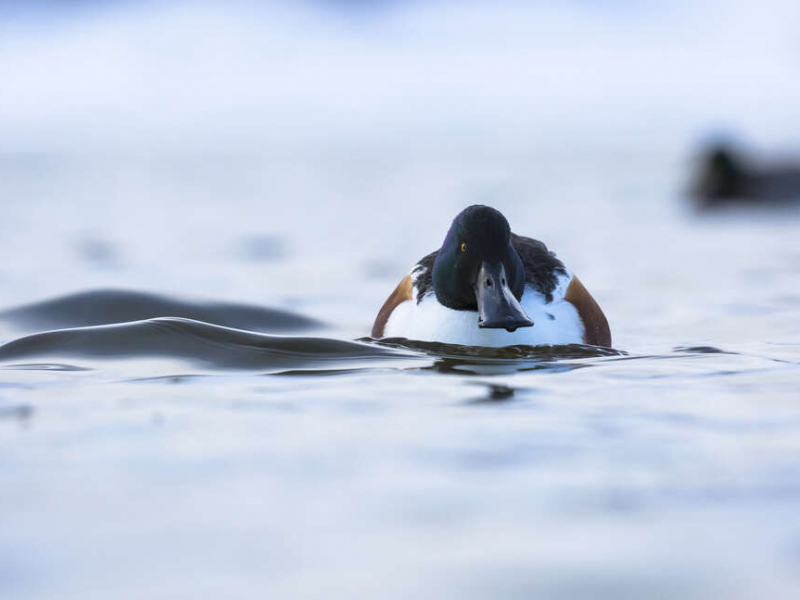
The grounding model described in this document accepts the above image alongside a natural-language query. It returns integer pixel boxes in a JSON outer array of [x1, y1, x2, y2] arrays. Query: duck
[[692, 144, 800, 209], [371, 205, 611, 347]]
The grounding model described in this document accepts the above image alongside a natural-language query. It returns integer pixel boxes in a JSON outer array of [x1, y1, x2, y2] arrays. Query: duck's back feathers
[[511, 234, 566, 302]]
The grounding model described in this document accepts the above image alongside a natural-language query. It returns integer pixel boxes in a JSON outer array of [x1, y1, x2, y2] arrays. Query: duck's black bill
[[475, 261, 534, 332]]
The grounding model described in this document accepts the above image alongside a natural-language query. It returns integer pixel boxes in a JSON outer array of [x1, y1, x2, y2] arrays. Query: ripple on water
[[0, 402, 34, 421], [0, 321, 623, 377], [0, 290, 629, 377], [0, 289, 323, 334], [673, 345, 728, 354], [3, 298, 777, 383], [0, 317, 419, 374], [370, 337, 623, 376]]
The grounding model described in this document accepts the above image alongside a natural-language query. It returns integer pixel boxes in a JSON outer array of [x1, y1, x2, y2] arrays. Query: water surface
[[2, 2, 800, 600]]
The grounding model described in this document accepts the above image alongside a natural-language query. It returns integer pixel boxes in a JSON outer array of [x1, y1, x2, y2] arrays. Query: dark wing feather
[[412, 236, 566, 305], [511, 233, 566, 303], [412, 250, 438, 304]]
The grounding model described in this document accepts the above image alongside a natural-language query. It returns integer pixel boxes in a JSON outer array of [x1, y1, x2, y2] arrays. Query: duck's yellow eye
[[461, 242, 467, 252]]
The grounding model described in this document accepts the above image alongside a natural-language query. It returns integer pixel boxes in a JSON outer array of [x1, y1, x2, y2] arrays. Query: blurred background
[[1, 0, 799, 337], [2, 1, 800, 599]]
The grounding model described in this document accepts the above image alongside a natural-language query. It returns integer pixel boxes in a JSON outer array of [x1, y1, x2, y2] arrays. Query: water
[[2, 2, 800, 599], [2, 156, 799, 600]]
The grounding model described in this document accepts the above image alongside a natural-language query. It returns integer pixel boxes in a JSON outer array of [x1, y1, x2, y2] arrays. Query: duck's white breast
[[383, 273, 584, 347]]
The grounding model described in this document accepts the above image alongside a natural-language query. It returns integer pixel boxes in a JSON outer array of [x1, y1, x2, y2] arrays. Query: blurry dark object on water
[[239, 234, 288, 262], [75, 236, 121, 269], [0, 290, 323, 334], [691, 144, 800, 209]]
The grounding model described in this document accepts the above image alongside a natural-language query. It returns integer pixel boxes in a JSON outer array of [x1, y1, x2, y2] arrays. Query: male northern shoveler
[[371, 205, 611, 347]]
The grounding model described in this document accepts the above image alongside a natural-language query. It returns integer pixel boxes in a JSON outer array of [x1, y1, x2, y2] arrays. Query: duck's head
[[432, 205, 533, 332], [694, 145, 748, 203]]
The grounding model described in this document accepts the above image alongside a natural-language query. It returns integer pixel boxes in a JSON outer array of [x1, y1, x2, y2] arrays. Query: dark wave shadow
[[365, 337, 623, 375], [0, 319, 626, 378], [0, 289, 323, 334], [0, 318, 414, 373], [673, 345, 729, 354]]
